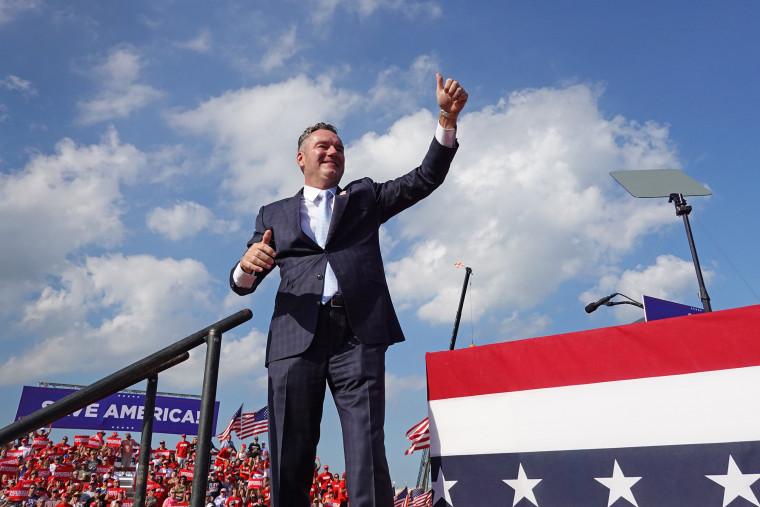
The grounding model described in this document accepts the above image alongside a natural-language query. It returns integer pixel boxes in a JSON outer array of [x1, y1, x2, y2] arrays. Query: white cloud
[[0, 0, 39, 24], [0, 127, 191, 313], [175, 29, 212, 54], [496, 311, 552, 342], [385, 372, 425, 401], [167, 74, 359, 210], [78, 46, 164, 124], [1, 254, 215, 386], [309, 0, 442, 24], [580, 254, 713, 322], [147, 201, 239, 241], [1, 75, 38, 96], [367, 54, 440, 116], [0, 128, 141, 286], [260, 26, 300, 73]]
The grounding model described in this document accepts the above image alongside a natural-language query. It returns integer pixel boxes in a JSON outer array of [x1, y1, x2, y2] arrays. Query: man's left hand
[[436, 73, 468, 116]]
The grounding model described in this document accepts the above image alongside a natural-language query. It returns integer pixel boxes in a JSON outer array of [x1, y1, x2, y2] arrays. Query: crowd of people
[[1, 429, 349, 507]]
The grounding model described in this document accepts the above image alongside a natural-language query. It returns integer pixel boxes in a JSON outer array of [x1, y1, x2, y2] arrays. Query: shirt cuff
[[435, 122, 457, 148], [232, 262, 257, 289]]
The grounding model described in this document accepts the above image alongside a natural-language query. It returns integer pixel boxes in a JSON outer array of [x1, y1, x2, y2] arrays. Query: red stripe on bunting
[[426, 305, 760, 401]]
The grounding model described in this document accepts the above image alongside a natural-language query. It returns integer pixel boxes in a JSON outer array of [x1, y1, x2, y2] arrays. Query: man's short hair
[[297, 122, 338, 151]]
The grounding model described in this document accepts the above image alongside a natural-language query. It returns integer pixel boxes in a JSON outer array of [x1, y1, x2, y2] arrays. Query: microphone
[[585, 293, 618, 314]]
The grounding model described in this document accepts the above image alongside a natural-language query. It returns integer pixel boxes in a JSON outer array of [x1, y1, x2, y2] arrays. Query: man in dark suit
[[230, 73, 467, 507]]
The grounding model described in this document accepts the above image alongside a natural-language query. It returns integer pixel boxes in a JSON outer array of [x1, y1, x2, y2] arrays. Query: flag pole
[[449, 267, 473, 350]]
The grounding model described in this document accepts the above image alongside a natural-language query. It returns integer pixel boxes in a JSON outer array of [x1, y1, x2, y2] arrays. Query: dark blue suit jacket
[[230, 137, 458, 365]]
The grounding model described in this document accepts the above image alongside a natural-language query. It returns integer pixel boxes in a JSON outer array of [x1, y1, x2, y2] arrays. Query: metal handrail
[[0, 308, 252, 507]]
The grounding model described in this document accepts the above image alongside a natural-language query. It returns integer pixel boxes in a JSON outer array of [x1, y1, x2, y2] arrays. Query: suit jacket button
[[317, 274, 323, 280]]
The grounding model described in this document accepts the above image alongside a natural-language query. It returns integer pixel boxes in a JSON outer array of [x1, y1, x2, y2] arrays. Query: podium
[[426, 305, 760, 506]]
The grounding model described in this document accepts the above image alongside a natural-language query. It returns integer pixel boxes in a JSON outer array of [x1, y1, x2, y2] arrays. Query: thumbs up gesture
[[436, 73, 468, 118], [241, 229, 276, 274]]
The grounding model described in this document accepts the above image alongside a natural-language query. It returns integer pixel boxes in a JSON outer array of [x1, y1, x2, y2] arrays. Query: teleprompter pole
[[669, 193, 712, 312]]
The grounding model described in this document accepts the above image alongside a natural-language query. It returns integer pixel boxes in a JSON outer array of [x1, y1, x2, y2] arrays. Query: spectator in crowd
[[248, 439, 260, 457], [84, 453, 99, 476], [18, 440, 32, 461], [43, 488, 60, 507], [224, 488, 243, 507], [173, 477, 188, 498], [161, 489, 179, 507], [79, 484, 96, 505], [187, 438, 198, 460], [118, 435, 137, 474], [258, 444, 267, 464], [205, 473, 220, 499], [212, 488, 227, 507], [25, 485, 41, 507], [51, 439, 69, 458], [174, 437, 189, 468], [316, 466, 331, 497]]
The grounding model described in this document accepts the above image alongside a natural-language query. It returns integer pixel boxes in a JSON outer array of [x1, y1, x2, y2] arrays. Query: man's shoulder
[[262, 190, 303, 209]]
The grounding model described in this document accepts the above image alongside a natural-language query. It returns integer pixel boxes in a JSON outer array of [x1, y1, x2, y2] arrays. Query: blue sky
[[1, 0, 759, 489]]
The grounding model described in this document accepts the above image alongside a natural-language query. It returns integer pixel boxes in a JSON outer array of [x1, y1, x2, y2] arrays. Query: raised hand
[[436, 73, 468, 117]]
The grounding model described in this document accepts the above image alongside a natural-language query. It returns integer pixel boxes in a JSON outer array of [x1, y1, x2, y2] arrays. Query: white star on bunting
[[595, 459, 641, 507], [503, 463, 542, 506], [432, 468, 457, 506], [706, 455, 760, 507]]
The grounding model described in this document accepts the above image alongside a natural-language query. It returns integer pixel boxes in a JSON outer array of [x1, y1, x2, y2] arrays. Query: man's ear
[[296, 151, 305, 172]]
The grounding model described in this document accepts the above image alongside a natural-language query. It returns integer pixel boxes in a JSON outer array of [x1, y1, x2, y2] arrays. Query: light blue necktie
[[316, 190, 338, 302]]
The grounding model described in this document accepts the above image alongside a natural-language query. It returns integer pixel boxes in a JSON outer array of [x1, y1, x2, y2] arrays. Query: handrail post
[[191, 329, 223, 507], [134, 375, 158, 507]]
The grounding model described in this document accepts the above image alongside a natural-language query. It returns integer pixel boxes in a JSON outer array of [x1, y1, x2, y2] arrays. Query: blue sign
[[15, 386, 218, 435], [643, 295, 704, 322]]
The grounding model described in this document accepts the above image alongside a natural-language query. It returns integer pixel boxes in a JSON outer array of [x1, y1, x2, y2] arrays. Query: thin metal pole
[[133, 375, 158, 507], [190, 329, 223, 507], [670, 193, 712, 312], [449, 267, 473, 350], [681, 213, 712, 312]]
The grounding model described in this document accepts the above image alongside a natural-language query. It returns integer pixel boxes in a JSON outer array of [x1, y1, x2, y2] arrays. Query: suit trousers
[[267, 300, 394, 507]]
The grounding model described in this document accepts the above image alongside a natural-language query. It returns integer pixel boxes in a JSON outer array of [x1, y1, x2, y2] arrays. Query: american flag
[[404, 417, 430, 455], [426, 305, 760, 506], [393, 486, 408, 507], [217, 404, 242, 443], [408, 488, 433, 507], [238, 406, 268, 439]]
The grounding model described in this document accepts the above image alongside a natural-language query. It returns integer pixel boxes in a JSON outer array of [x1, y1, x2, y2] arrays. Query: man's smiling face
[[297, 129, 345, 189]]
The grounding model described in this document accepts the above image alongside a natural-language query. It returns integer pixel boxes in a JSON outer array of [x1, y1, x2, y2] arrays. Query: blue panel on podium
[[643, 294, 704, 322]]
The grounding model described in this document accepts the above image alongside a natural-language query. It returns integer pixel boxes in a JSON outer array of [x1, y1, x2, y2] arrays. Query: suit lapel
[[327, 186, 348, 244], [286, 189, 316, 246]]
